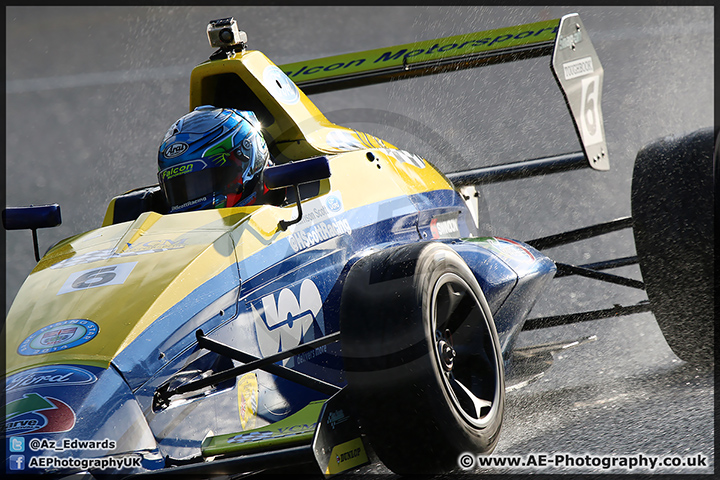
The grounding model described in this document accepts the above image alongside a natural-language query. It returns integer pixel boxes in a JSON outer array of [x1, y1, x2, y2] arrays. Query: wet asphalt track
[[4, 6, 714, 475]]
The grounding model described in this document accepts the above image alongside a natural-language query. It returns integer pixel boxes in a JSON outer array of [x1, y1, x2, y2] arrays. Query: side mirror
[[264, 156, 331, 190], [264, 157, 331, 230], [3, 204, 62, 261]]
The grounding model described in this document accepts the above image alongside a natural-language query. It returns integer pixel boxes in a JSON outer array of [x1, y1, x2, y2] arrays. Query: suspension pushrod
[[558, 256, 639, 274], [198, 330, 341, 382], [162, 331, 341, 400], [555, 262, 645, 290], [522, 302, 652, 331], [526, 217, 634, 250]]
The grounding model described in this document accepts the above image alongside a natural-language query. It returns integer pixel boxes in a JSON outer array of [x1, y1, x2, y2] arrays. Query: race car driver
[[157, 105, 283, 213]]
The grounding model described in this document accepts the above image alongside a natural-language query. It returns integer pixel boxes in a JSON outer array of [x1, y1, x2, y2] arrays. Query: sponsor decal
[[252, 279, 324, 366], [51, 238, 188, 269], [52, 250, 116, 269], [337, 447, 361, 464], [121, 238, 188, 254], [57, 262, 137, 295], [288, 218, 352, 253], [383, 148, 426, 169], [324, 129, 388, 151], [163, 142, 189, 159], [285, 191, 351, 253], [18, 320, 99, 356], [169, 196, 209, 212], [479, 237, 536, 262], [323, 132, 425, 168], [293, 192, 344, 228], [5, 393, 76, 435], [563, 56, 594, 80], [227, 422, 317, 444], [325, 130, 366, 151], [557, 28, 582, 51], [7, 366, 98, 392], [327, 409, 349, 430], [286, 57, 368, 78], [324, 194, 343, 213], [295, 344, 327, 366], [227, 430, 273, 444], [159, 160, 201, 181], [264, 65, 300, 104], [430, 213, 460, 239], [325, 437, 369, 475], [280, 20, 559, 83], [237, 373, 258, 431]]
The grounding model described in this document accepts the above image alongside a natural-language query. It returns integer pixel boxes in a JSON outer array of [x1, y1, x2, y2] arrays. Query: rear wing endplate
[[550, 15, 607, 170], [279, 13, 607, 170]]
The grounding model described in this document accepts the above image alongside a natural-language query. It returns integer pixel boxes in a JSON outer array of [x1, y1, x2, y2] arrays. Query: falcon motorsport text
[[284, 26, 559, 77]]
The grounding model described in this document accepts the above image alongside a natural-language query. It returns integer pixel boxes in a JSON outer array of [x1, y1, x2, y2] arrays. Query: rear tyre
[[631, 127, 716, 366], [340, 242, 504, 474]]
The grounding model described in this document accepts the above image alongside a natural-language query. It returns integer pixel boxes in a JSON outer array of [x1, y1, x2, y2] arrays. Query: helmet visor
[[159, 162, 240, 212]]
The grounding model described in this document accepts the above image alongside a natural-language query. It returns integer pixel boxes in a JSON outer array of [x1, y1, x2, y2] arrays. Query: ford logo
[[164, 142, 189, 158], [7, 365, 99, 391]]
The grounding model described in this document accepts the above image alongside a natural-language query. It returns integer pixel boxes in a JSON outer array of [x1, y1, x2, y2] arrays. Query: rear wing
[[279, 14, 608, 171]]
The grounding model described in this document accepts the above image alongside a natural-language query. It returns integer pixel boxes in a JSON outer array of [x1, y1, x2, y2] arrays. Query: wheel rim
[[431, 272, 500, 428]]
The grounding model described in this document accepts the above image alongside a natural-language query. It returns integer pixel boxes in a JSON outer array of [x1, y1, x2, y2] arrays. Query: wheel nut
[[438, 339, 455, 371]]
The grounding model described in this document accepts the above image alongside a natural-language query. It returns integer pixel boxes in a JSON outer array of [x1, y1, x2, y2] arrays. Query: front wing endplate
[[202, 400, 325, 458]]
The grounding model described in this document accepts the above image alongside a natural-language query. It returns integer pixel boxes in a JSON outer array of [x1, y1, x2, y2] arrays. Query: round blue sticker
[[325, 194, 343, 213], [18, 319, 99, 356], [263, 65, 300, 105]]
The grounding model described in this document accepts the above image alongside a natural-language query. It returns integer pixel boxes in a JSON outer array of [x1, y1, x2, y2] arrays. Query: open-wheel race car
[[3, 13, 714, 478]]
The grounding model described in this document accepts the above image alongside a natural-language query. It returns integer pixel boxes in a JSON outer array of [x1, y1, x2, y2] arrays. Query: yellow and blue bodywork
[[4, 43, 555, 475]]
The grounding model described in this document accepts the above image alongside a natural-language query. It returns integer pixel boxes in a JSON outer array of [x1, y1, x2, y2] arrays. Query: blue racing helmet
[[158, 106, 270, 213]]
